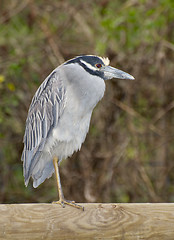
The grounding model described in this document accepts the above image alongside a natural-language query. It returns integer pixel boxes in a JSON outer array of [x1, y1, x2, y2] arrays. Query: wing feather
[[22, 70, 66, 183]]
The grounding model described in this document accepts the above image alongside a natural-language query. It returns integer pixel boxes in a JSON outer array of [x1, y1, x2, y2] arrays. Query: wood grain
[[0, 203, 174, 240]]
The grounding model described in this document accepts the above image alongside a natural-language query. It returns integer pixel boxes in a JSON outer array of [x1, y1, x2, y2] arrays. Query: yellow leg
[[53, 157, 84, 211]]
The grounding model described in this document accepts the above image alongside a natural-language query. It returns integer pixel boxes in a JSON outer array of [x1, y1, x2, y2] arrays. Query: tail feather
[[22, 148, 38, 186], [22, 149, 54, 188], [32, 159, 55, 188]]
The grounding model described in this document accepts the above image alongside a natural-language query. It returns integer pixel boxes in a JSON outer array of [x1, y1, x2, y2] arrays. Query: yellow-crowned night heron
[[22, 55, 134, 210]]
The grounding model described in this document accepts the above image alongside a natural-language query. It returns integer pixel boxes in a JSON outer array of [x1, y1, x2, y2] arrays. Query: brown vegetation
[[0, 0, 174, 204]]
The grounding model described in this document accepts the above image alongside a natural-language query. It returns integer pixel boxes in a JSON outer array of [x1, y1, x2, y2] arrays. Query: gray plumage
[[22, 69, 66, 187], [22, 55, 134, 189]]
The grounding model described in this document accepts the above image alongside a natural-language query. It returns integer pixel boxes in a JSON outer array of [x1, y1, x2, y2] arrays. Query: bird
[[21, 55, 134, 210]]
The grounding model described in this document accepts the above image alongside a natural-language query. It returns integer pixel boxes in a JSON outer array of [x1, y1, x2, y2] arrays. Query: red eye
[[96, 63, 102, 68]]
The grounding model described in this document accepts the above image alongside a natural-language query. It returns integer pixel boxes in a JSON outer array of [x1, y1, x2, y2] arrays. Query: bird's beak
[[101, 66, 135, 80]]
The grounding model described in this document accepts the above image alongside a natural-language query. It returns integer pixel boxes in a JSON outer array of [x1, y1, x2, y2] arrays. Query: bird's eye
[[96, 63, 102, 68]]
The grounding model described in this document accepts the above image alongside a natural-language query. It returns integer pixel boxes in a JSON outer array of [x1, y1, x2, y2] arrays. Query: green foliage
[[95, 0, 174, 54]]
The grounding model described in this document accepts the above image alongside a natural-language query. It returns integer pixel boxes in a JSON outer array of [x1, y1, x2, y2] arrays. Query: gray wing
[[21, 69, 66, 185]]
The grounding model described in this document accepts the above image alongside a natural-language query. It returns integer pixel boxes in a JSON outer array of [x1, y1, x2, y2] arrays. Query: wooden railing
[[0, 203, 174, 239]]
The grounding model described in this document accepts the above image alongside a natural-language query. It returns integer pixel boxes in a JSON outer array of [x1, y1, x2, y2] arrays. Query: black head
[[64, 55, 134, 81], [64, 55, 110, 78]]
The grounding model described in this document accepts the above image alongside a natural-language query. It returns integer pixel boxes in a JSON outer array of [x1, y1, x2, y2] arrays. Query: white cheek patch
[[80, 59, 97, 71]]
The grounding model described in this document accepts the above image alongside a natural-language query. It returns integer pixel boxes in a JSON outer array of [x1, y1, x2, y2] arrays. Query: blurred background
[[0, 0, 174, 204]]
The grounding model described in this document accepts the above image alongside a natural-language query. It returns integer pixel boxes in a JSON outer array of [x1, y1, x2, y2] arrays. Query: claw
[[52, 199, 84, 211]]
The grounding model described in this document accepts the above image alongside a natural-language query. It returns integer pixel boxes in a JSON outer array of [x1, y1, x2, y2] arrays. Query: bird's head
[[64, 55, 134, 81]]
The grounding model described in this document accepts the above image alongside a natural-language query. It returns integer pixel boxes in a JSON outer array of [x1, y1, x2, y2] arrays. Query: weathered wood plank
[[0, 203, 174, 240]]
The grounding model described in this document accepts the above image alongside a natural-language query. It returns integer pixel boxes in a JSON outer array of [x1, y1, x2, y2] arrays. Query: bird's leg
[[53, 157, 84, 211], [53, 156, 65, 203]]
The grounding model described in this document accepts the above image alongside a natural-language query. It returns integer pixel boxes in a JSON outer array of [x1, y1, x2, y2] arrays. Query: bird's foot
[[52, 199, 84, 211]]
